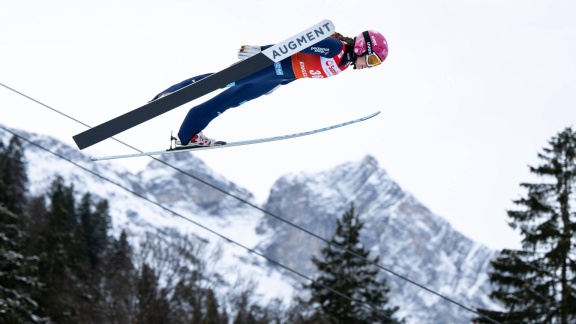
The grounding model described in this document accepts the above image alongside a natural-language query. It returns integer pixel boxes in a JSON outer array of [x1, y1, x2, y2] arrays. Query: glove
[[148, 92, 171, 103], [238, 45, 261, 60]]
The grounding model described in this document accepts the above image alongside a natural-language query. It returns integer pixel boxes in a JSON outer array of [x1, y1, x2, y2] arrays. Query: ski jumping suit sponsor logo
[[310, 47, 330, 55], [274, 62, 284, 75], [323, 59, 340, 76], [298, 62, 308, 78], [267, 22, 334, 61]]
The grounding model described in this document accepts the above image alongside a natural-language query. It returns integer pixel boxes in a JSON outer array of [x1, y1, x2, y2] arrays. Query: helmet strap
[[362, 31, 374, 56]]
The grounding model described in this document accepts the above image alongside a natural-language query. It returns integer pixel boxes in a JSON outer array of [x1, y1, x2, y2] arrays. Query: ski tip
[[365, 111, 380, 119]]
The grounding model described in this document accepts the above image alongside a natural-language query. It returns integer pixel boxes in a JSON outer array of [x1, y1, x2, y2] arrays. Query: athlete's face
[[354, 56, 371, 70]]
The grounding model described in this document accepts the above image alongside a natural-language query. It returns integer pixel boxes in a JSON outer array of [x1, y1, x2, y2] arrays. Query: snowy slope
[[1, 125, 500, 323]]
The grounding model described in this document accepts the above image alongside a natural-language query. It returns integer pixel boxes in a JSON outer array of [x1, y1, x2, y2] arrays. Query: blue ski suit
[[152, 36, 354, 144]]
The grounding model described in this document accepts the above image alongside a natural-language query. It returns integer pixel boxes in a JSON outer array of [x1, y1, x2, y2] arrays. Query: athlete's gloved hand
[[238, 45, 261, 60]]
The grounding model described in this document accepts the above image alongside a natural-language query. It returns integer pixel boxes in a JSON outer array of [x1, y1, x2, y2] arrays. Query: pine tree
[[0, 136, 28, 214], [298, 203, 402, 323], [101, 230, 137, 323], [76, 194, 111, 268], [71, 194, 113, 322], [477, 127, 576, 323], [135, 263, 170, 323], [0, 205, 43, 322], [31, 176, 83, 321], [204, 288, 225, 324], [0, 137, 43, 322]]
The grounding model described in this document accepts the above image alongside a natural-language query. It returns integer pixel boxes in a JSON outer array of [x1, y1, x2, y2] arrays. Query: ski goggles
[[365, 53, 382, 67], [362, 31, 382, 67]]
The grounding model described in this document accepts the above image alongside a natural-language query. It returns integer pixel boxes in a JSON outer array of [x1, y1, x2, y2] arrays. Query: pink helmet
[[354, 30, 388, 62]]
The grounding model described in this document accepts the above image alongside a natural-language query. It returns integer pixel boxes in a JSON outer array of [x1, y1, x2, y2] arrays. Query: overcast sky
[[2, 0, 576, 250]]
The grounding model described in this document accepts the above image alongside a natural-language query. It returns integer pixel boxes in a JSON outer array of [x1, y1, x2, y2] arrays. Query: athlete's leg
[[177, 80, 282, 143], [156, 61, 281, 100]]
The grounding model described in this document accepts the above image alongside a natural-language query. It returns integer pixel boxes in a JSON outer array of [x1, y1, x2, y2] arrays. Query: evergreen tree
[[76, 194, 111, 268], [24, 196, 48, 236], [135, 263, 170, 323], [477, 128, 576, 323], [0, 137, 43, 322], [0, 205, 43, 322], [31, 176, 83, 322], [0, 136, 27, 214], [72, 194, 112, 322], [101, 230, 137, 323], [204, 288, 225, 324], [297, 203, 402, 323]]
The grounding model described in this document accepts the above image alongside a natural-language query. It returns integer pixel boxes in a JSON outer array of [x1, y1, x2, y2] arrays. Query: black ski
[[73, 19, 335, 150]]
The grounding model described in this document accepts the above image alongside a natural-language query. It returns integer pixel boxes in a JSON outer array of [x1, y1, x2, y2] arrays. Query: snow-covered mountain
[[258, 155, 499, 322], [1, 125, 500, 323]]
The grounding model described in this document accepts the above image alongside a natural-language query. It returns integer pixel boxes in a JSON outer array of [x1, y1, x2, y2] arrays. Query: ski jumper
[[153, 37, 354, 144]]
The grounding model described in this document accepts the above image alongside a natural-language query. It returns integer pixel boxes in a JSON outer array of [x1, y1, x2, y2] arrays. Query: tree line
[[0, 135, 402, 323]]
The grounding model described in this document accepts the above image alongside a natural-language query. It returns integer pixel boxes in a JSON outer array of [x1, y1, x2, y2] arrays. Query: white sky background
[[1, 0, 576, 251]]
